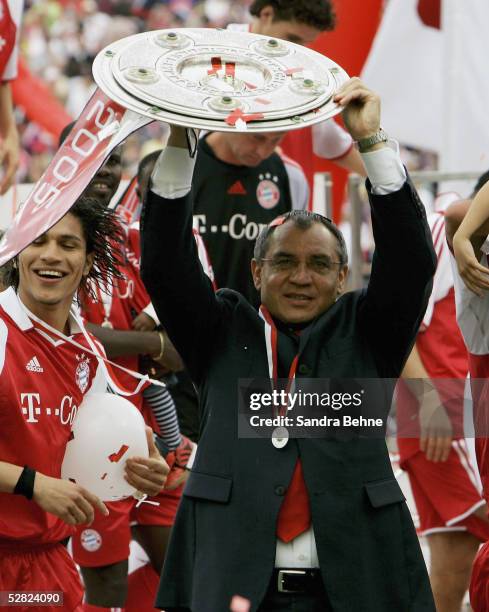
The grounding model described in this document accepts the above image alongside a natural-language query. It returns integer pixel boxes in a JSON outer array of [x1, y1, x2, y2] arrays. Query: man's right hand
[[333, 77, 381, 143], [33, 473, 108, 526]]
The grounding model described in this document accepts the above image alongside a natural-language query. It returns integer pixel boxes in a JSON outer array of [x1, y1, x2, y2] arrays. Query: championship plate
[[92, 28, 349, 132]]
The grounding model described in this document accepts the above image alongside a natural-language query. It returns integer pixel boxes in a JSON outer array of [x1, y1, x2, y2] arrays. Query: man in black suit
[[140, 78, 437, 611]]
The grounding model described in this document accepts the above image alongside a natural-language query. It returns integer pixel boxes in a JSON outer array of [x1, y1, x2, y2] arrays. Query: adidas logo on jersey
[[26, 356, 43, 373], [227, 180, 247, 195]]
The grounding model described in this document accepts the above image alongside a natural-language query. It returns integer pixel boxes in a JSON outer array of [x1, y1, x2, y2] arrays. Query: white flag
[[361, 0, 489, 193], [440, 0, 489, 176]]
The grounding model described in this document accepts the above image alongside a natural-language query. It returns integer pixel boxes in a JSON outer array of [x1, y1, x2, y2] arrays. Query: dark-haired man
[[248, 0, 336, 45], [141, 78, 436, 610], [190, 129, 308, 306], [0, 197, 168, 610]]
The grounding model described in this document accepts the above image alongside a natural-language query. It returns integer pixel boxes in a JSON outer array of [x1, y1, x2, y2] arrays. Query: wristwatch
[[357, 128, 388, 153]]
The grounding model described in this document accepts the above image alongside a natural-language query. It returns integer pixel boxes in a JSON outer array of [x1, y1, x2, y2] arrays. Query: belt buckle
[[277, 569, 307, 593]]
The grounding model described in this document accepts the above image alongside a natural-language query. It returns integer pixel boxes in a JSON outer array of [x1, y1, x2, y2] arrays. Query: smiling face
[[17, 213, 93, 326], [83, 148, 122, 207], [251, 220, 348, 323]]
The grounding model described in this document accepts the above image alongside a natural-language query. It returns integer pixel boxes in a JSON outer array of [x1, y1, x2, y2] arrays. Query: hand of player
[[333, 77, 381, 142], [452, 234, 489, 296], [0, 124, 19, 194], [166, 125, 200, 149], [125, 427, 169, 496], [33, 473, 109, 526], [230, 595, 251, 612], [132, 312, 157, 331], [419, 391, 453, 462]]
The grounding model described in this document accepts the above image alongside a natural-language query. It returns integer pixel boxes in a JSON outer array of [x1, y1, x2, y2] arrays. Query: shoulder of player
[[276, 148, 304, 171], [277, 151, 308, 189]]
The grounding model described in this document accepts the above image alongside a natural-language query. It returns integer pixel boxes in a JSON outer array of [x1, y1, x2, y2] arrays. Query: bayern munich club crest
[[80, 528, 102, 552], [256, 174, 280, 209], [75, 353, 91, 393]]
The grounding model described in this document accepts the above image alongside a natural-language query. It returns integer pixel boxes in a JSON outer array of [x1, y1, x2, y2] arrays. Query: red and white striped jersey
[[0, 287, 105, 544]]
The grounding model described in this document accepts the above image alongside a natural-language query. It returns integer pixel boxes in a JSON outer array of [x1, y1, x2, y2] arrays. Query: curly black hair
[[2, 196, 125, 300], [249, 0, 336, 31]]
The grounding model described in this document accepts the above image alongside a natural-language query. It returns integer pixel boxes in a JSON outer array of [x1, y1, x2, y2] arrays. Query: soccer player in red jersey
[[0, 197, 168, 611], [397, 203, 489, 612]]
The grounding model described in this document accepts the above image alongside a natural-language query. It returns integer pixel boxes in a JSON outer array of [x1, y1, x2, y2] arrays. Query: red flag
[[417, 0, 441, 29], [0, 0, 16, 76], [11, 59, 73, 140]]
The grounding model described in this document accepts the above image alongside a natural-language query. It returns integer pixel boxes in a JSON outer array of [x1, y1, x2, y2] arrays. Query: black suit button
[[275, 485, 286, 496], [298, 364, 311, 376]]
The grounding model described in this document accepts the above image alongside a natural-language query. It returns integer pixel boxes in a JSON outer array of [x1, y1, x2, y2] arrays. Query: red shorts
[[0, 540, 83, 611], [71, 484, 182, 567], [403, 440, 489, 541], [470, 540, 489, 612]]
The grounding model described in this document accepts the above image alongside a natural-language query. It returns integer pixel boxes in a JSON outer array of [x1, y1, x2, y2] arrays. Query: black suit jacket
[[141, 178, 437, 612]]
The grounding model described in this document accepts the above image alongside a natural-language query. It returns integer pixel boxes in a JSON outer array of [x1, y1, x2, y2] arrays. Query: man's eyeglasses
[[260, 256, 343, 274]]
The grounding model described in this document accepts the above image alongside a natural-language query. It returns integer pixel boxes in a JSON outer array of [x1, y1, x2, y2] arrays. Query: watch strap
[[357, 128, 388, 152]]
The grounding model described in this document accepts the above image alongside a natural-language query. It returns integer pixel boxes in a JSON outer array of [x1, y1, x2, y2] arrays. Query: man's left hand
[[125, 426, 169, 496], [334, 77, 381, 142]]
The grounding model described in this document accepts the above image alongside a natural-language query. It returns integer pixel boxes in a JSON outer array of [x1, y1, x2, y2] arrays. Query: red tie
[[258, 306, 311, 543], [276, 459, 311, 542]]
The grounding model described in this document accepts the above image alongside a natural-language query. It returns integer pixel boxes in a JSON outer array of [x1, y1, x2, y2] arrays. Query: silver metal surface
[[93, 28, 349, 132], [271, 426, 289, 449]]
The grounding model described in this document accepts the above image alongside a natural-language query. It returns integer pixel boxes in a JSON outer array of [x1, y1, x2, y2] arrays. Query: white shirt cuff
[[142, 302, 160, 327], [186, 442, 198, 470], [361, 140, 406, 195], [150, 146, 196, 199]]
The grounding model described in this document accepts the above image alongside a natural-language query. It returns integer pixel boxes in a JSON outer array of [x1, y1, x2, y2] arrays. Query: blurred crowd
[[16, 0, 251, 184]]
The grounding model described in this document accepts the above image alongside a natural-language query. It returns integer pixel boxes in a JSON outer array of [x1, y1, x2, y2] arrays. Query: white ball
[[61, 393, 148, 501]]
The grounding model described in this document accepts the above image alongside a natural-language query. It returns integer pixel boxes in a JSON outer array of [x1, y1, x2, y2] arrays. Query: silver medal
[[272, 426, 289, 449], [101, 319, 113, 329]]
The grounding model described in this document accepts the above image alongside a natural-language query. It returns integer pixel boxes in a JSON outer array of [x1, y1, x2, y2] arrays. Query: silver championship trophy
[[92, 28, 349, 132]]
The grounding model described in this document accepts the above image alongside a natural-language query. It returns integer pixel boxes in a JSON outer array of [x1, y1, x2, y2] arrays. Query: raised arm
[[0, 83, 19, 194], [335, 78, 436, 375], [140, 126, 224, 382]]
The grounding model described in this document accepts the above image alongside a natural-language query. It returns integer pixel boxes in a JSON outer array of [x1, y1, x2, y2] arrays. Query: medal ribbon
[[259, 305, 311, 542], [20, 301, 166, 397], [259, 305, 298, 417]]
